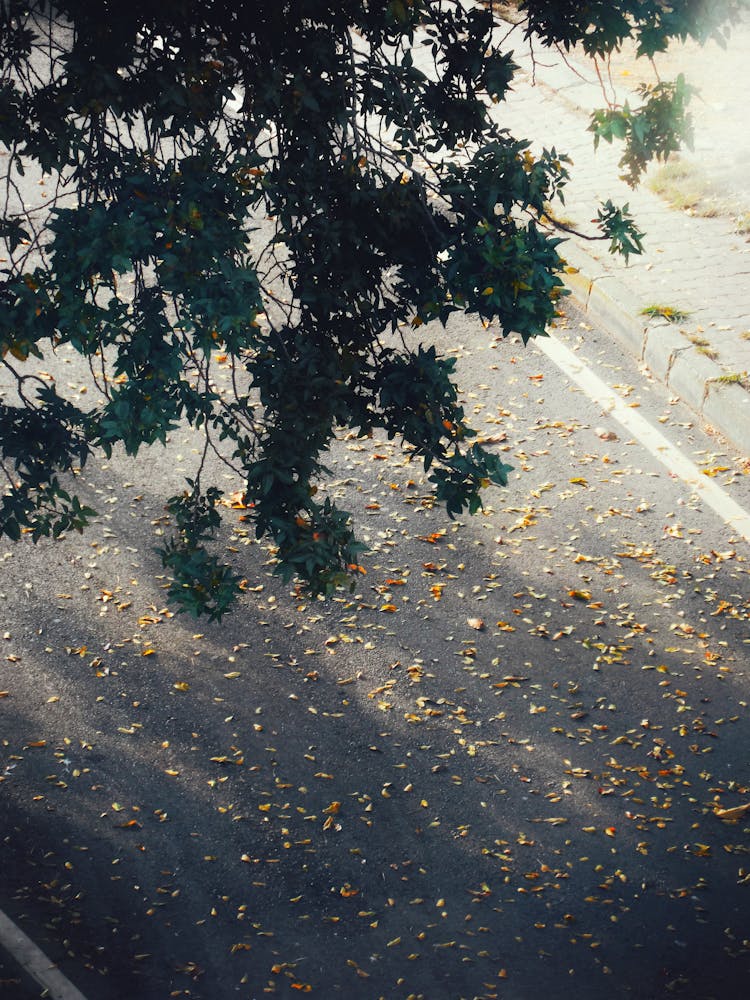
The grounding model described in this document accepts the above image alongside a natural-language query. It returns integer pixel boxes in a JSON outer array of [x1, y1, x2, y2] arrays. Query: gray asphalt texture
[[2, 302, 750, 1000]]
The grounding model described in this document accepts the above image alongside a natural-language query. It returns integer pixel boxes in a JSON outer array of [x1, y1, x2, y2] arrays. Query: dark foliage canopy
[[1, 0, 746, 617]]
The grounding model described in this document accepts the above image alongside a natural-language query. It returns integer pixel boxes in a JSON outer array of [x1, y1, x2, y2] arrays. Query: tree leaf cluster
[[1, 0, 745, 615]]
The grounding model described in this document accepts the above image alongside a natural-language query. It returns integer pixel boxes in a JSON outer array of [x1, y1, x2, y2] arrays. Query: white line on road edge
[[0, 910, 89, 1000], [538, 333, 750, 546]]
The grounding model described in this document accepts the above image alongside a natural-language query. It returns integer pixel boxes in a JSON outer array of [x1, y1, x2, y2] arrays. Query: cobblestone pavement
[[487, 17, 750, 456]]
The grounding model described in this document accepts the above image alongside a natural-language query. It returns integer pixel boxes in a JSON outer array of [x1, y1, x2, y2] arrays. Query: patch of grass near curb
[[648, 160, 718, 214], [685, 334, 718, 361], [649, 159, 750, 232], [480, 1, 524, 22], [714, 371, 749, 388], [641, 303, 691, 323], [542, 200, 578, 229]]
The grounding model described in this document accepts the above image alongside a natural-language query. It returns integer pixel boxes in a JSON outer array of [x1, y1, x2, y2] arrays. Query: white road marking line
[[538, 333, 750, 545], [0, 910, 89, 1000]]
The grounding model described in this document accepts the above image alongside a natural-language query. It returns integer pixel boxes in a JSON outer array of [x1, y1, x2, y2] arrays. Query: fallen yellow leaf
[[714, 802, 750, 820]]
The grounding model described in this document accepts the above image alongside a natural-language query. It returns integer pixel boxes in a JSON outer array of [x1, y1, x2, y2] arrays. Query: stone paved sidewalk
[[490, 20, 750, 456]]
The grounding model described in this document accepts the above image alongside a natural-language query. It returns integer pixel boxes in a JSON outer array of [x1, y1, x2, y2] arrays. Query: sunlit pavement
[[483, 18, 750, 457]]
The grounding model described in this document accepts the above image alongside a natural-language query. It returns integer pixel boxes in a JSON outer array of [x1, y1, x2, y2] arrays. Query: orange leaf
[[419, 532, 444, 544], [226, 490, 249, 508], [714, 802, 750, 820]]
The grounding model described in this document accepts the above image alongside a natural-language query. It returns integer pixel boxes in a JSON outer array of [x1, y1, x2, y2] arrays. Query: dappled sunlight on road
[[3, 314, 750, 998]]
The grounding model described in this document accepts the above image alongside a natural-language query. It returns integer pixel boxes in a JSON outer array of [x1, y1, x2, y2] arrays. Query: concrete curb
[[561, 240, 750, 458]]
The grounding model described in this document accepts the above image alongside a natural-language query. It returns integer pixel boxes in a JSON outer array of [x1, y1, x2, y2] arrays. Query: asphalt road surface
[[1, 303, 749, 1000]]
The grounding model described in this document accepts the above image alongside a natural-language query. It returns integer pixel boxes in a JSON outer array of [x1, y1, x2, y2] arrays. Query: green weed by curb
[[686, 334, 718, 361], [641, 304, 691, 323], [713, 372, 749, 388]]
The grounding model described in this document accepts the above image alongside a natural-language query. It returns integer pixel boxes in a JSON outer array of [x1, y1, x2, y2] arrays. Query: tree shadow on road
[[2, 410, 750, 999]]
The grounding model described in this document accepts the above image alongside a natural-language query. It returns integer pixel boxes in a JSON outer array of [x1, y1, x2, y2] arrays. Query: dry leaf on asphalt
[[714, 803, 750, 820]]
